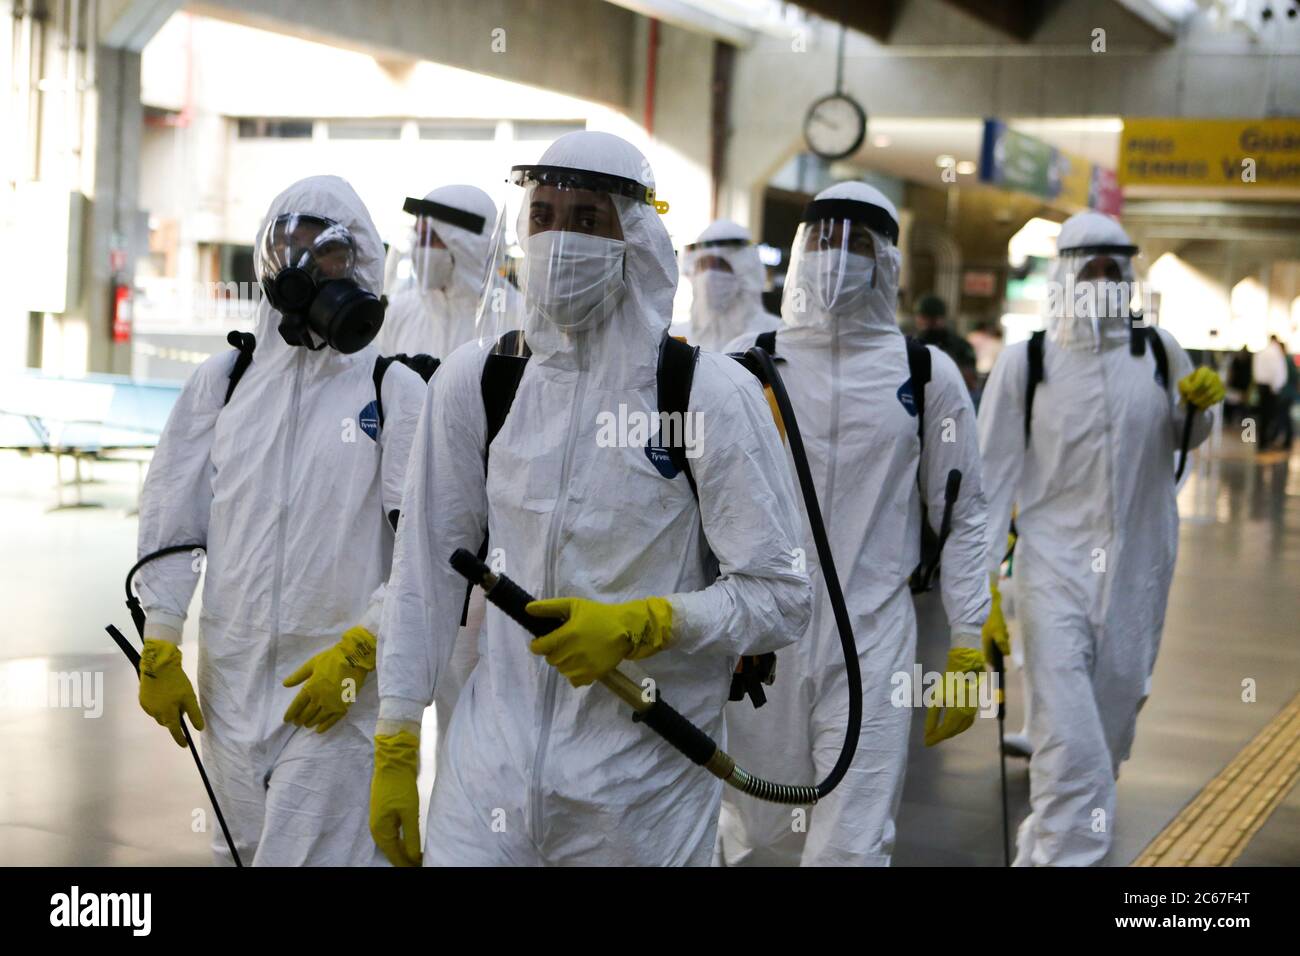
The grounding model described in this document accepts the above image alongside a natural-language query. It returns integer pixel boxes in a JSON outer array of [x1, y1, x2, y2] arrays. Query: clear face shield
[[1048, 244, 1144, 352], [475, 164, 664, 357], [781, 198, 899, 331], [402, 196, 489, 294], [255, 213, 384, 353], [384, 237, 412, 297]]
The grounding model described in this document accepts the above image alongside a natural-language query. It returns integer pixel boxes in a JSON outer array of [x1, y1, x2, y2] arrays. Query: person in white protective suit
[[373, 186, 500, 758], [680, 219, 779, 351], [978, 211, 1224, 866], [374, 185, 500, 359], [134, 175, 427, 866], [716, 182, 992, 866], [367, 130, 812, 867]]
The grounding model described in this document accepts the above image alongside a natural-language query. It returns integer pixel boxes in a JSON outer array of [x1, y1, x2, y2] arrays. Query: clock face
[[804, 94, 867, 161]]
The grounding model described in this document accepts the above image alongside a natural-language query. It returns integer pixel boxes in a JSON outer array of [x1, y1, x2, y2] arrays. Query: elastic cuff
[[663, 592, 709, 651], [143, 618, 183, 644], [379, 696, 428, 723], [375, 718, 422, 739], [950, 627, 983, 650]]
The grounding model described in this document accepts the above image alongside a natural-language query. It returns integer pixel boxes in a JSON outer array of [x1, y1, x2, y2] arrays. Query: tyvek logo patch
[[359, 400, 381, 442], [897, 380, 917, 417], [645, 443, 680, 479]]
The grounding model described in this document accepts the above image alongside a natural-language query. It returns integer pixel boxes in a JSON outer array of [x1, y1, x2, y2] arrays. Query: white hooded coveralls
[[375, 184, 499, 360], [717, 182, 991, 866], [378, 132, 811, 866], [135, 176, 427, 866], [977, 211, 1211, 866], [682, 218, 780, 352]]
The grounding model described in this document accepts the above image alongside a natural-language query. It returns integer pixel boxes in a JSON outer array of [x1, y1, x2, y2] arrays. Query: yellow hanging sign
[[1119, 118, 1300, 191]]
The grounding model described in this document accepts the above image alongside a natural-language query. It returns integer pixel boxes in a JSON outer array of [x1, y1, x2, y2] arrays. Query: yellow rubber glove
[[982, 575, 1011, 660], [1178, 367, 1225, 410], [370, 730, 422, 867], [526, 596, 674, 687], [139, 639, 204, 748], [283, 626, 376, 733], [924, 646, 986, 747]]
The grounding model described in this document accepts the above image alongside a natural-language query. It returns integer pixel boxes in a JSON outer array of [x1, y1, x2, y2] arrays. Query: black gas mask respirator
[[256, 213, 386, 354]]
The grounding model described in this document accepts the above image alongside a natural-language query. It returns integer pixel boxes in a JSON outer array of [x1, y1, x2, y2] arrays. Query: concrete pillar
[[82, 43, 143, 375]]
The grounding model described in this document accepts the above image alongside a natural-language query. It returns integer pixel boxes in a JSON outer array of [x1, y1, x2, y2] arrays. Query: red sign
[[962, 270, 998, 297], [1090, 166, 1124, 216]]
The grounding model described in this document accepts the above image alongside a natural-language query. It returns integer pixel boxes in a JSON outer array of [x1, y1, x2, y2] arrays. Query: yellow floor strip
[[1133, 692, 1300, 866]]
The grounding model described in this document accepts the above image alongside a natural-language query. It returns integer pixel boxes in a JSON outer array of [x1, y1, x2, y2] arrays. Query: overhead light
[[936, 154, 956, 168], [956, 160, 976, 175], [1007, 216, 1061, 266], [872, 134, 891, 148]]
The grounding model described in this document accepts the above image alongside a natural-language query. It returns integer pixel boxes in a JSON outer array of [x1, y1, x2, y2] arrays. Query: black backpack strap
[[393, 352, 441, 384], [373, 352, 442, 430], [905, 337, 931, 447], [1025, 330, 1046, 448], [372, 355, 396, 429], [466, 332, 532, 625], [1145, 326, 1168, 390], [481, 332, 531, 450], [657, 335, 700, 501], [1130, 319, 1146, 357], [223, 331, 256, 406], [755, 330, 777, 355], [905, 337, 936, 593]]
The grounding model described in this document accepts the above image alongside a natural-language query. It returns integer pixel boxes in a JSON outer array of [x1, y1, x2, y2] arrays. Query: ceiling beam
[[787, 0, 902, 42], [1110, 0, 1177, 41], [602, 0, 757, 47], [938, 0, 1050, 42]]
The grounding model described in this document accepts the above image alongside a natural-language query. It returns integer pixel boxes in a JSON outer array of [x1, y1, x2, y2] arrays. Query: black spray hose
[[736, 346, 862, 800], [1174, 407, 1196, 483], [111, 545, 245, 867], [986, 638, 1011, 867]]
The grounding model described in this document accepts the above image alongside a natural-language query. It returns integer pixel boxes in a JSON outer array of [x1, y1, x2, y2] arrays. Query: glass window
[[236, 118, 314, 139], [327, 121, 403, 140], [418, 122, 496, 141], [512, 120, 586, 141]]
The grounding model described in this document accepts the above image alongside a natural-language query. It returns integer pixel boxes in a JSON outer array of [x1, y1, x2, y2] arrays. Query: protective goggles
[[255, 214, 358, 288]]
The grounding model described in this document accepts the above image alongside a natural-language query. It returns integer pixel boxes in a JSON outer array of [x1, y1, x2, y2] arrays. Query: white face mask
[[1051, 277, 1133, 351], [522, 231, 626, 331], [413, 246, 454, 292], [796, 249, 874, 318], [695, 270, 740, 313]]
